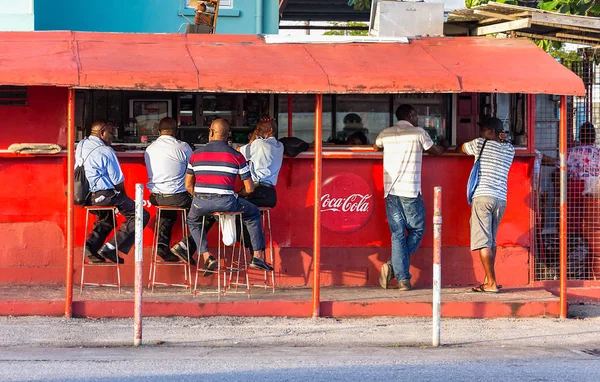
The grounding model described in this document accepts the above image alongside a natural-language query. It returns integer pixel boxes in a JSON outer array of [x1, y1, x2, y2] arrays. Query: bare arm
[[457, 143, 467, 154], [373, 143, 382, 152], [242, 178, 255, 195], [185, 174, 195, 195]]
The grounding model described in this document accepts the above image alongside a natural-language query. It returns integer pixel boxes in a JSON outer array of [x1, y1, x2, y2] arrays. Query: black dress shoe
[[85, 247, 106, 263], [203, 256, 218, 277], [170, 243, 197, 266], [157, 247, 180, 263], [98, 247, 124, 264], [249, 257, 274, 271]]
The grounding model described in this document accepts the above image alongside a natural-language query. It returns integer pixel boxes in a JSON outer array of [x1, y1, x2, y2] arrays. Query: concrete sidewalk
[[0, 284, 562, 318], [0, 302, 599, 349]]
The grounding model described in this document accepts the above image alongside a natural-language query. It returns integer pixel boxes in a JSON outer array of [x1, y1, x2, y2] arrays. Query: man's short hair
[[256, 118, 277, 137], [395, 104, 415, 121], [158, 117, 177, 131]]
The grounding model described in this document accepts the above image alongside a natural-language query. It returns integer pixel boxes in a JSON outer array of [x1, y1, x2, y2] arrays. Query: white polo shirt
[[375, 120, 433, 198], [144, 135, 193, 194], [239, 137, 284, 186]]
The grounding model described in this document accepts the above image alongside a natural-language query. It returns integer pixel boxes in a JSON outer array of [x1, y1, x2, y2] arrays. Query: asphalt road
[[0, 304, 599, 381]]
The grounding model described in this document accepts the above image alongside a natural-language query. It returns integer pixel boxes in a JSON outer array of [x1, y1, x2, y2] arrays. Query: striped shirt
[[464, 138, 515, 202], [187, 140, 251, 195], [375, 121, 434, 198]]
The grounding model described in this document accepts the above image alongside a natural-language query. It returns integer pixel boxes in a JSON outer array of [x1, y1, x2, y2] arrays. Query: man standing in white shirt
[[144, 117, 195, 264], [374, 105, 448, 291]]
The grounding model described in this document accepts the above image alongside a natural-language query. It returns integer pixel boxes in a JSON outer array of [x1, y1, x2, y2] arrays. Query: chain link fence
[[532, 58, 600, 281]]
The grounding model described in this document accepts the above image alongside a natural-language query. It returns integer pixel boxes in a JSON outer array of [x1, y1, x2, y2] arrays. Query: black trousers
[[149, 192, 198, 255], [86, 190, 150, 255], [240, 185, 277, 251]]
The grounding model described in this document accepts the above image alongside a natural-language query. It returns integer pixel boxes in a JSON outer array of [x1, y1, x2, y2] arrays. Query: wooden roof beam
[[473, 9, 532, 21], [470, 18, 531, 36]]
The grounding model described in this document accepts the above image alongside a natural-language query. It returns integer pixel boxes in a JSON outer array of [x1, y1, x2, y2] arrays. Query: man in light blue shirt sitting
[[238, 117, 284, 208], [236, 117, 284, 252], [76, 120, 150, 264]]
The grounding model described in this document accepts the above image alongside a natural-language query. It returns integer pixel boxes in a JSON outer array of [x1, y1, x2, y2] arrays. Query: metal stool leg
[[242, 216, 251, 299], [150, 208, 161, 292], [112, 209, 121, 294], [80, 207, 120, 293], [80, 210, 91, 294], [182, 209, 192, 290], [194, 216, 206, 295], [267, 210, 275, 294]]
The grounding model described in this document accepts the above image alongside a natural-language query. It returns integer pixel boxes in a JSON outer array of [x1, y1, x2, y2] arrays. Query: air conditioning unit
[[369, 0, 444, 37]]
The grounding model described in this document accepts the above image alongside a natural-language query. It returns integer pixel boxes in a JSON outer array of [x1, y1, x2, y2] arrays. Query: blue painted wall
[[34, 0, 279, 34]]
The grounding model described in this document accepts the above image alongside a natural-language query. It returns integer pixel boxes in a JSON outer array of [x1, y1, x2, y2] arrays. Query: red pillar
[[312, 94, 323, 318], [559, 95, 568, 319], [65, 88, 75, 318]]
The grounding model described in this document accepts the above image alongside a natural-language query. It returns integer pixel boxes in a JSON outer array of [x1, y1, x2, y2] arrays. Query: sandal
[[471, 284, 499, 293]]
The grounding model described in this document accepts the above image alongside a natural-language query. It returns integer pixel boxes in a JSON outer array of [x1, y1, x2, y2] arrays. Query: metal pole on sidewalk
[[134, 184, 144, 347], [432, 187, 442, 347], [559, 95, 568, 319]]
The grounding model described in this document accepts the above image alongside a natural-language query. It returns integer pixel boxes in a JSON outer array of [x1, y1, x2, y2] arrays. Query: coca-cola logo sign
[[321, 173, 374, 234]]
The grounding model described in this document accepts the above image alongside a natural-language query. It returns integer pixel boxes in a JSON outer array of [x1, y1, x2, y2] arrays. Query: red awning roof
[[0, 32, 585, 95]]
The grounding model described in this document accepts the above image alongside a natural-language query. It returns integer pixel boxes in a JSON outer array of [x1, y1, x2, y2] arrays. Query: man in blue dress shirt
[[76, 120, 150, 264]]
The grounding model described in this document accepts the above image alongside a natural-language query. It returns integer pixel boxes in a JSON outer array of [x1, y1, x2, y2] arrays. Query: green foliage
[[465, 0, 517, 8], [324, 22, 369, 37], [549, 46, 584, 68], [538, 0, 600, 16], [347, 0, 371, 11]]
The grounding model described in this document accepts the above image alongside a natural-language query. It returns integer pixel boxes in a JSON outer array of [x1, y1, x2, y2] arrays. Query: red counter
[[0, 143, 533, 288]]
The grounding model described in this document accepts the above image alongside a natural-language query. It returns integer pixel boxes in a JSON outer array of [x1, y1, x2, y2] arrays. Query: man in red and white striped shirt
[[185, 119, 272, 273]]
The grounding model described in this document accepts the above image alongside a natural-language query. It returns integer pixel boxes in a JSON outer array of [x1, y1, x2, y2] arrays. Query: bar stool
[[80, 206, 121, 294], [194, 211, 250, 301], [148, 207, 192, 292], [252, 207, 275, 293]]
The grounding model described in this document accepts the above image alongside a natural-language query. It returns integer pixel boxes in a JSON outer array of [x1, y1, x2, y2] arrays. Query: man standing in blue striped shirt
[[460, 117, 514, 293], [76, 120, 150, 264]]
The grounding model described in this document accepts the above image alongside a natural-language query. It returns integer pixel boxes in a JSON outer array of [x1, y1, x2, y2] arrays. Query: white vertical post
[[432, 186, 442, 347], [134, 183, 144, 347]]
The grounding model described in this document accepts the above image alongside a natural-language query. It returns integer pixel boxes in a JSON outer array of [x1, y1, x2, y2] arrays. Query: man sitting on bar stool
[[236, 117, 284, 249], [185, 118, 273, 273], [77, 120, 150, 264], [144, 117, 196, 264]]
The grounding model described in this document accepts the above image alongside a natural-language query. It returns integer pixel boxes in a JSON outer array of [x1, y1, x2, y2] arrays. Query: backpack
[[278, 137, 309, 158], [74, 140, 103, 207]]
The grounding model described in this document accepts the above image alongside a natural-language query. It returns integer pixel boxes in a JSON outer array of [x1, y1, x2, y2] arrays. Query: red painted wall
[[0, 87, 68, 149], [0, 87, 532, 288]]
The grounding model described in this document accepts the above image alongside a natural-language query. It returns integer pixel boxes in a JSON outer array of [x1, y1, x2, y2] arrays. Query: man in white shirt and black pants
[[235, 117, 284, 251], [144, 117, 196, 264], [374, 105, 448, 291]]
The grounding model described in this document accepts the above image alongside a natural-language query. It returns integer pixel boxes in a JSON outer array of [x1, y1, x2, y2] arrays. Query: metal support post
[[432, 186, 442, 347], [134, 184, 144, 346]]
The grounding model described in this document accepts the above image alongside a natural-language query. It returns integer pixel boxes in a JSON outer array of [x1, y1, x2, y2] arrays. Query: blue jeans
[[385, 194, 426, 282], [187, 194, 265, 255]]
